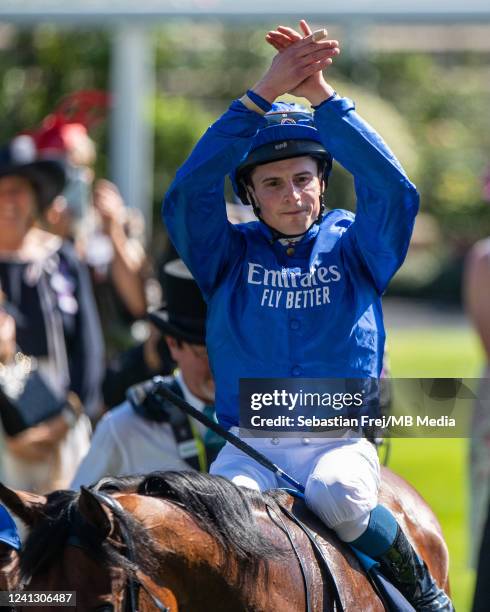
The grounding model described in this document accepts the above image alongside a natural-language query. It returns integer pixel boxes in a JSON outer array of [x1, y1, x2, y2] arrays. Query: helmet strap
[[316, 176, 328, 225]]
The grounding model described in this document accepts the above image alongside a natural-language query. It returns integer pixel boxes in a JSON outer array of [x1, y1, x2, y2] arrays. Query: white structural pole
[[110, 23, 155, 242]]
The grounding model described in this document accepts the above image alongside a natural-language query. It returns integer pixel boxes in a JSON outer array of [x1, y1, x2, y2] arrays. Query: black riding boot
[[376, 526, 454, 611]]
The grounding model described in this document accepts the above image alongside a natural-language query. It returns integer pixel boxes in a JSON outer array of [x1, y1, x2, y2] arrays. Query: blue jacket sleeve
[[314, 95, 419, 294], [162, 100, 266, 299]]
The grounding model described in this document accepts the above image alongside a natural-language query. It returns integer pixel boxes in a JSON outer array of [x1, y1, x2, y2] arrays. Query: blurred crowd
[[0, 102, 253, 498]]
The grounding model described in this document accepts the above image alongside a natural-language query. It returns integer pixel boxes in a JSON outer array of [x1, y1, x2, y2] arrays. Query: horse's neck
[[139, 499, 248, 610], [137, 497, 308, 612]]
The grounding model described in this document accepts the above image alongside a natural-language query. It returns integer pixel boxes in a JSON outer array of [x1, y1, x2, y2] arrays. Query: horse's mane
[[20, 472, 289, 593], [20, 486, 159, 583], [140, 471, 284, 549], [93, 474, 144, 493], [138, 471, 288, 586]]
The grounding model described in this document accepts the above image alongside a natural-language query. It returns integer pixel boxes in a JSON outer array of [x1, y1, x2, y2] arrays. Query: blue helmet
[[231, 102, 332, 205]]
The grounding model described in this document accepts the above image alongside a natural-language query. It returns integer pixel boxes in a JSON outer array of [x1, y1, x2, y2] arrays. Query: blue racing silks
[[163, 94, 419, 430]]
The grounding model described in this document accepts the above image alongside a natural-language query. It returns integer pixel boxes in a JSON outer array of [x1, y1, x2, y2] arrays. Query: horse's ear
[[0, 482, 47, 526], [78, 487, 113, 538]]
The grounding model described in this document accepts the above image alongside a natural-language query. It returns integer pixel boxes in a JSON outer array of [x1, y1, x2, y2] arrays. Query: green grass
[[385, 326, 483, 612]]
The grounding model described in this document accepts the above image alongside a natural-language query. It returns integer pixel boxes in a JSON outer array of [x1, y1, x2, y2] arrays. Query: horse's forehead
[[113, 492, 218, 553], [114, 493, 181, 529]]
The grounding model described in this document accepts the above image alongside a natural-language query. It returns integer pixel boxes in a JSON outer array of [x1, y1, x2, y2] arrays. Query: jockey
[[163, 21, 453, 611]]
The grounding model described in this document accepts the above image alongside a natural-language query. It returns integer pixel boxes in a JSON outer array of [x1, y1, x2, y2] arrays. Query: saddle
[[272, 492, 415, 612]]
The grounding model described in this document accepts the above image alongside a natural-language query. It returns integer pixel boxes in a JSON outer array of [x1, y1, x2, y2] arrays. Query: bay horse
[[0, 468, 450, 611]]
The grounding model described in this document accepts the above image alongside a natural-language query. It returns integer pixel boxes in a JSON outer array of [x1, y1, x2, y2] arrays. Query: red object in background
[[27, 90, 110, 156]]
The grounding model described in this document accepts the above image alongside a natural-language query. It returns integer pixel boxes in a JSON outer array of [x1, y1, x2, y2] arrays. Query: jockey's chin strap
[[67, 491, 170, 612]]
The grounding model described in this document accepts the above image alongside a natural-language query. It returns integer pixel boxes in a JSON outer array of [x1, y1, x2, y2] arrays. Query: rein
[[67, 491, 169, 612], [151, 377, 306, 493], [276, 502, 344, 612], [265, 502, 313, 612]]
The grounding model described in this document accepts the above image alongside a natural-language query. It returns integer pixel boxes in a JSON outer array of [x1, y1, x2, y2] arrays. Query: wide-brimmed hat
[[147, 259, 206, 345], [0, 135, 66, 212]]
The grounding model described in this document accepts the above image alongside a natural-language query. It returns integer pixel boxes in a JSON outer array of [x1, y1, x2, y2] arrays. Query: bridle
[[66, 491, 170, 612]]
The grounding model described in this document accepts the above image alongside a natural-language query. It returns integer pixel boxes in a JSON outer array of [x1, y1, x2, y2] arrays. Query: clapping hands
[[253, 19, 340, 106]]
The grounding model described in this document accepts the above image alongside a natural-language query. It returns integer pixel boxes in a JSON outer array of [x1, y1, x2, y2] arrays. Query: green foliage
[[152, 93, 213, 215], [154, 20, 274, 101], [323, 81, 420, 215], [0, 25, 110, 180], [363, 52, 490, 242], [0, 26, 109, 142]]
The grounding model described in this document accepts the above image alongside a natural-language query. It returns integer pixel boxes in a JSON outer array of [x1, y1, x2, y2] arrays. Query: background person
[[163, 20, 451, 611], [87, 178, 148, 345], [0, 134, 102, 492], [71, 259, 222, 488], [35, 97, 149, 361], [463, 239, 490, 561]]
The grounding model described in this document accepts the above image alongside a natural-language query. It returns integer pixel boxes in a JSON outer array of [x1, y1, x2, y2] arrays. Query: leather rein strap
[[265, 502, 313, 612], [275, 502, 344, 612], [67, 491, 169, 612]]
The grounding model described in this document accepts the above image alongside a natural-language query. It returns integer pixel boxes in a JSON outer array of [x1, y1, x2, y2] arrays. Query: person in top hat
[[70, 259, 223, 489], [0, 134, 104, 493]]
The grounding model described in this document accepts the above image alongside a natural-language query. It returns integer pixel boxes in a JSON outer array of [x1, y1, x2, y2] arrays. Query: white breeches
[[210, 434, 380, 542]]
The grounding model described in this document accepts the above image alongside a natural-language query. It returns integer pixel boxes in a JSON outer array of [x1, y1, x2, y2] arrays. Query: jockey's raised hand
[[252, 21, 339, 106], [264, 20, 340, 105]]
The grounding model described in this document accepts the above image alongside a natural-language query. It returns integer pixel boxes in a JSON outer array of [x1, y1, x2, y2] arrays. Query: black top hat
[[147, 259, 207, 345], [0, 135, 66, 212]]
